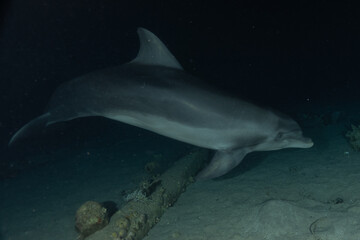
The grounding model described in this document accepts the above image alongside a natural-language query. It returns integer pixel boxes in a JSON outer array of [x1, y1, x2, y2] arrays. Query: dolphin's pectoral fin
[[196, 149, 249, 180], [9, 112, 51, 146]]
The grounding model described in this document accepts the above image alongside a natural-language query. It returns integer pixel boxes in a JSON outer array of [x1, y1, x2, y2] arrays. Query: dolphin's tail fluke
[[9, 112, 51, 146]]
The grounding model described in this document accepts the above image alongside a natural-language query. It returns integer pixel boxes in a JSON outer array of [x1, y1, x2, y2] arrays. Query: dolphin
[[9, 28, 313, 179]]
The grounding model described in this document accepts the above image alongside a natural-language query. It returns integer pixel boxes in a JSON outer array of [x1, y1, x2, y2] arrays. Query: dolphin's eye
[[276, 132, 283, 139]]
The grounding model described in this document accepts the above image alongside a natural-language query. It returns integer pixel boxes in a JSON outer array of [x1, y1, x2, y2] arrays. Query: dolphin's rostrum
[[9, 28, 313, 179]]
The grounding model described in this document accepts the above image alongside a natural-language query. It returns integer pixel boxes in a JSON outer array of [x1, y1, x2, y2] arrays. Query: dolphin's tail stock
[[9, 112, 51, 146]]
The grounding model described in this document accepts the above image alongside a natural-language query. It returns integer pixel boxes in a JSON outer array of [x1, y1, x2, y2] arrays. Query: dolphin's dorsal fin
[[131, 28, 183, 70]]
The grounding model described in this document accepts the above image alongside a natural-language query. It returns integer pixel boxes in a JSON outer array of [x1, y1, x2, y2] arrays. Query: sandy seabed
[[145, 124, 360, 240], [1, 103, 360, 240]]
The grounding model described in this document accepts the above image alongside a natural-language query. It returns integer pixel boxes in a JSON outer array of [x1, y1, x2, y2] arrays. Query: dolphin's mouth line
[[9, 28, 314, 180]]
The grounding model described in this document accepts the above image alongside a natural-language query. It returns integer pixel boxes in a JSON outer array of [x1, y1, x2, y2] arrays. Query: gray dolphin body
[[10, 28, 313, 179]]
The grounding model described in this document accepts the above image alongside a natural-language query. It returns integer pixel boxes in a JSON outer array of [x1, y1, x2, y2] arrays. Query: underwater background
[[1, 1, 360, 240]]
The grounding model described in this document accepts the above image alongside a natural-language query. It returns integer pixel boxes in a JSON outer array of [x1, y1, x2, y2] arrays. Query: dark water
[[0, 1, 359, 239], [1, 0, 359, 173]]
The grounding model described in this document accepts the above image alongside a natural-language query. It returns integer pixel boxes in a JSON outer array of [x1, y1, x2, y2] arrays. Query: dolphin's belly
[[105, 112, 236, 150]]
